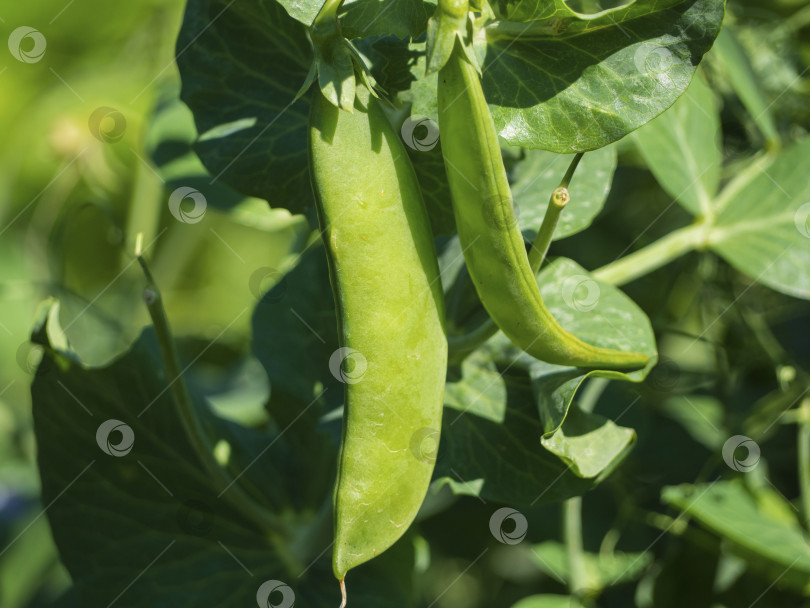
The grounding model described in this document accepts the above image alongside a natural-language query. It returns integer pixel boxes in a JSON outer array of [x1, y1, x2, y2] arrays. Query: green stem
[[447, 316, 498, 361], [121, 143, 163, 269], [592, 223, 707, 287], [799, 397, 810, 531], [564, 497, 589, 607], [135, 239, 291, 545], [528, 186, 569, 272]]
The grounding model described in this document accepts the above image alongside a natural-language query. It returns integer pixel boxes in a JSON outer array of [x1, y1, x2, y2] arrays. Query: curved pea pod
[[437, 42, 650, 370], [308, 86, 447, 581]]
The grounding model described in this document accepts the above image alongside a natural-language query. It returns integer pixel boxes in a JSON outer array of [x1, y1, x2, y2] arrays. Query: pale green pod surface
[[438, 42, 649, 370], [308, 87, 447, 581]]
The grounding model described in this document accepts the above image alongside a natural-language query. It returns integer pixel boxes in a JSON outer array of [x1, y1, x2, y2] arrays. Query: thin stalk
[[564, 497, 589, 607], [121, 147, 163, 269], [799, 398, 810, 530], [528, 186, 569, 272], [134, 236, 292, 546], [447, 316, 498, 360], [592, 223, 706, 287]]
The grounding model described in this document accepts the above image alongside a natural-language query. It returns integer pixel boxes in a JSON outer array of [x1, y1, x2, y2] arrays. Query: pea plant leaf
[[437, 349, 596, 506], [707, 138, 810, 300], [407, 141, 457, 237], [540, 404, 636, 479], [177, 0, 314, 214], [340, 0, 435, 40], [481, 0, 725, 152], [529, 541, 652, 591], [512, 145, 617, 242], [251, 244, 343, 413], [711, 26, 780, 147], [632, 69, 721, 218], [274, 0, 433, 39], [662, 481, 810, 595], [274, 0, 323, 26], [30, 304, 414, 607]]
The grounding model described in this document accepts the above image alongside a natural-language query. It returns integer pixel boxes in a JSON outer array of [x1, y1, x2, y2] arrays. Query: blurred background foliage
[[0, 0, 809, 607]]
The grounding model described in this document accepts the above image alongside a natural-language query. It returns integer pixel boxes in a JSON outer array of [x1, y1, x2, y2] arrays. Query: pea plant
[[27, 0, 810, 606]]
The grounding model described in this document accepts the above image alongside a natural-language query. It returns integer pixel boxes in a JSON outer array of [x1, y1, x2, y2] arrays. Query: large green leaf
[[483, 0, 725, 152], [655, 394, 726, 450], [512, 146, 617, 242], [407, 141, 457, 237], [275, 0, 323, 26], [251, 244, 342, 412], [30, 306, 415, 607], [662, 481, 810, 595], [437, 348, 595, 506], [707, 138, 810, 300], [529, 541, 652, 591], [276, 0, 434, 39], [711, 26, 780, 147], [177, 0, 313, 213], [632, 69, 721, 217], [340, 0, 435, 39], [540, 405, 636, 479]]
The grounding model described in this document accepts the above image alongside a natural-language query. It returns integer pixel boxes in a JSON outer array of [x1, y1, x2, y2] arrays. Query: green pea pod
[[437, 42, 649, 370], [308, 86, 447, 582]]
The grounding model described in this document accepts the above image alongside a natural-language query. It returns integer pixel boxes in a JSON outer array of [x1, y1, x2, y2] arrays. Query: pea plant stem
[[592, 222, 707, 287], [564, 497, 589, 607], [134, 236, 294, 547], [799, 397, 810, 530]]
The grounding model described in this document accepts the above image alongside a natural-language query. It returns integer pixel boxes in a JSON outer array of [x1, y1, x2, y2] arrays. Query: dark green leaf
[[177, 0, 313, 214], [341, 0, 435, 40], [512, 145, 617, 241], [483, 0, 725, 152], [529, 541, 652, 591], [540, 405, 636, 479], [711, 26, 780, 147], [251, 244, 342, 413], [276, 0, 323, 26], [437, 348, 595, 506], [662, 481, 810, 595], [31, 302, 413, 607]]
